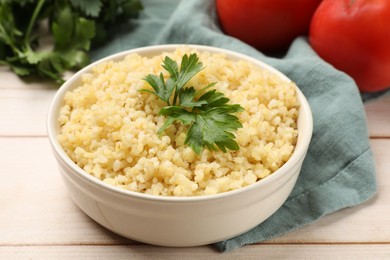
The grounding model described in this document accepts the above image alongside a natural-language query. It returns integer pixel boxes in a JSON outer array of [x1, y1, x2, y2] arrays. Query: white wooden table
[[1, 67, 389, 259]]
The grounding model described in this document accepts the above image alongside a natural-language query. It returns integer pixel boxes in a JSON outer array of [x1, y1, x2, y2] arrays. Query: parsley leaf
[[185, 90, 244, 154], [141, 73, 175, 105], [69, 0, 103, 17], [179, 87, 207, 108], [186, 112, 241, 154], [141, 53, 244, 154], [158, 106, 196, 134]]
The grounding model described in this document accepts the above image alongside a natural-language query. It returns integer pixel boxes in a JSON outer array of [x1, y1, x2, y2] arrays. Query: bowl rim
[[47, 44, 313, 202]]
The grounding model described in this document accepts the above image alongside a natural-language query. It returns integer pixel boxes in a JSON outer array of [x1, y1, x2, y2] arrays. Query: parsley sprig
[[141, 53, 244, 154], [0, 0, 143, 83]]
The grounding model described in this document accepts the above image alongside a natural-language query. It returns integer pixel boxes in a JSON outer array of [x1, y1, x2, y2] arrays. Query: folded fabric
[[91, 0, 377, 252]]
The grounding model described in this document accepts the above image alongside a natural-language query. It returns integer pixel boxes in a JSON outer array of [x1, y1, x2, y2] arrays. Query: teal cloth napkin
[[91, 0, 377, 252]]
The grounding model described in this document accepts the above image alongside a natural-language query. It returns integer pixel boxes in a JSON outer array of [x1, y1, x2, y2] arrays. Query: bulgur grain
[[57, 47, 299, 196]]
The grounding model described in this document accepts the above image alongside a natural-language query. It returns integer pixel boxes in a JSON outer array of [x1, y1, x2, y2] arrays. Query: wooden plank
[[0, 137, 131, 245], [0, 67, 59, 90], [0, 137, 389, 246], [0, 89, 56, 136], [364, 94, 390, 137], [0, 244, 390, 259]]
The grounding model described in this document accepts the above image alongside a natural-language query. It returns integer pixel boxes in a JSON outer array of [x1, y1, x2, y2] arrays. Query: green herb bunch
[[141, 53, 244, 154], [0, 0, 143, 83]]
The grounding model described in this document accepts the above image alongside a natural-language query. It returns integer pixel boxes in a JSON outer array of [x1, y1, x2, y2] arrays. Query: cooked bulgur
[[57, 47, 299, 196]]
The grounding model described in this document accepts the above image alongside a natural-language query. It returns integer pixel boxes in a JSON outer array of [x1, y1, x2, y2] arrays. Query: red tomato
[[216, 0, 322, 53], [309, 0, 390, 92]]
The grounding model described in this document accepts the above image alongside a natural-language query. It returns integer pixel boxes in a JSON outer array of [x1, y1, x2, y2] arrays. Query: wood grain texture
[[364, 94, 390, 137], [0, 89, 56, 136], [0, 67, 61, 90], [1, 244, 390, 259]]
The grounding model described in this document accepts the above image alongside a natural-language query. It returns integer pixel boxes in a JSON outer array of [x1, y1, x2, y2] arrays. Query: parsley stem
[[172, 86, 179, 105], [24, 0, 45, 47], [0, 24, 22, 55]]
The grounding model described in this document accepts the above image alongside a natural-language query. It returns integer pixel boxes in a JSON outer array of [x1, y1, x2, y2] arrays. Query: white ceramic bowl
[[47, 44, 313, 247]]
